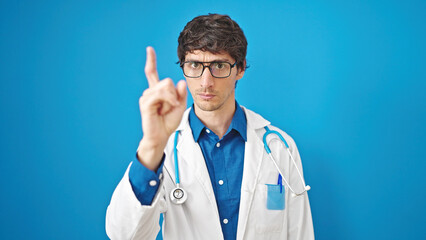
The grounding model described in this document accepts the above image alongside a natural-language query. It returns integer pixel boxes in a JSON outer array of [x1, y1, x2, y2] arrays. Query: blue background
[[1, 0, 425, 239]]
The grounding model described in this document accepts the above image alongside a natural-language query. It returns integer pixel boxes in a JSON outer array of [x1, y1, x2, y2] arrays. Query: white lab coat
[[106, 107, 314, 240]]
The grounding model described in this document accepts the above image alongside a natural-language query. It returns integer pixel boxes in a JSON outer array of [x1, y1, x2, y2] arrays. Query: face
[[184, 50, 245, 113]]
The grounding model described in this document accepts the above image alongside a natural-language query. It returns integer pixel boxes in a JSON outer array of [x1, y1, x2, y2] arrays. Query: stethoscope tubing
[[263, 126, 310, 196], [173, 131, 181, 187]]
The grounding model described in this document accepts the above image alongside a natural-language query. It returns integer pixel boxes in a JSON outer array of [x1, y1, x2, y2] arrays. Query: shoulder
[[242, 106, 298, 149], [265, 124, 298, 150], [241, 106, 270, 129]]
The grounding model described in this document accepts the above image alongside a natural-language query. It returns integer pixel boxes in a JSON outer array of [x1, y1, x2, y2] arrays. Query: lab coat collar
[[176, 105, 270, 132], [188, 102, 248, 142]]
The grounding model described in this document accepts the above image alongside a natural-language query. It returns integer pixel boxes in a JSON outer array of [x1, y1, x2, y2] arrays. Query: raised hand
[[137, 47, 187, 171]]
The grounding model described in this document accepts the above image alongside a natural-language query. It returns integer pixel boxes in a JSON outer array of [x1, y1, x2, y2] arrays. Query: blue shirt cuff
[[129, 153, 165, 205]]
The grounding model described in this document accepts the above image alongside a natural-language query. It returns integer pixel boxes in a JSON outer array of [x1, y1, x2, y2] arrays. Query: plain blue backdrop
[[1, 0, 425, 239]]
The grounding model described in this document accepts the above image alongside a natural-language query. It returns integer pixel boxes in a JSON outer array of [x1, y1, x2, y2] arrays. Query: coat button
[[218, 180, 224, 185], [223, 219, 228, 224]]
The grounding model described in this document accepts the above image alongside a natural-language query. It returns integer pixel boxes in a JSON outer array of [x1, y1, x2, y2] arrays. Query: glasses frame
[[180, 61, 237, 78]]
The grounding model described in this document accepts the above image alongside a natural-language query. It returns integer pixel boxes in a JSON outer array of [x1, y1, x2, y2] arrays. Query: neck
[[194, 101, 236, 139]]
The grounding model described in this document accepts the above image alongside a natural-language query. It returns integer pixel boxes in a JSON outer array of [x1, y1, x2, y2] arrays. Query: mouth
[[198, 93, 215, 100]]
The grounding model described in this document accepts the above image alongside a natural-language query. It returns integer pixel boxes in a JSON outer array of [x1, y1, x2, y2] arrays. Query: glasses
[[180, 61, 237, 78]]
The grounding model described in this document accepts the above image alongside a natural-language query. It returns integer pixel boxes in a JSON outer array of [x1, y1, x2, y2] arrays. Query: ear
[[235, 60, 246, 80]]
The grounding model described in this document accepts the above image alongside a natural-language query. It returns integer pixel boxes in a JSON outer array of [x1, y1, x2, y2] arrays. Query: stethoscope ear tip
[[291, 185, 311, 198]]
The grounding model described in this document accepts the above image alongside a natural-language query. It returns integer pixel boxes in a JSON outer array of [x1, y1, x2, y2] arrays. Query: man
[[106, 14, 314, 239]]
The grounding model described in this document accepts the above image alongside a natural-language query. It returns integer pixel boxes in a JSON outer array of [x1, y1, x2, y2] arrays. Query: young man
[[106, 14, 314, 239]]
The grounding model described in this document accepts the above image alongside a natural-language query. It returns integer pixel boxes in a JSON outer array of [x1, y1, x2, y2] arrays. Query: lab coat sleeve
[[129, 155, 165, 205], [106, 162, 167, 240], [286, 137, 315, 240]]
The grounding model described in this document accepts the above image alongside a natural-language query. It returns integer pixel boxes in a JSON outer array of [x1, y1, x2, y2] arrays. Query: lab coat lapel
[[236, 108, 269, 240], [176, 123, 221, 223]]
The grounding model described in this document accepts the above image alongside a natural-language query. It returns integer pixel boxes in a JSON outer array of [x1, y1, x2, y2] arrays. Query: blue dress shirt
[[129, 102, 247, 240]]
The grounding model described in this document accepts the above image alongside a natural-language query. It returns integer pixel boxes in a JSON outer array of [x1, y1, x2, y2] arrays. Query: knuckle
[[145, 68, 156, 77], [144, 65, 151, 74], [156, 89, 165, 97], [140, 89, 154, 103], [142, 88, 150, 97], [163, 78, 173, 86]]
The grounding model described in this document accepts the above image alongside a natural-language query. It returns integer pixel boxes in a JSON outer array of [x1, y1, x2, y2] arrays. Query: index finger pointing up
[[145, 46, 160, 87]]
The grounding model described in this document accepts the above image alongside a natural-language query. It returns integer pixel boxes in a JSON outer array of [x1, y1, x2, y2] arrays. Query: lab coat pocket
[[266, 184, 285, 210], [253, 184, 285, 234]]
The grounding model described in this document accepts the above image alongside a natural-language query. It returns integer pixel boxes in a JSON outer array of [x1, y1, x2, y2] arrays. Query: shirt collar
[[189, 101, 247, 142]]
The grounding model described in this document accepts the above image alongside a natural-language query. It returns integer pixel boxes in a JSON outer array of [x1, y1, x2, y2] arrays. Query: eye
[[189, 61, 201, 68], [212, 62, 225, 69]]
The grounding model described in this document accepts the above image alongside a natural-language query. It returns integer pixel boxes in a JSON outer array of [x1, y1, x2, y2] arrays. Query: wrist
[[137, 138, 166, 171]]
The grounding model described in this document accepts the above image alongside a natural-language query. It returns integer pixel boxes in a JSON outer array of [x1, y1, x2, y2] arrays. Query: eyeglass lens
[[183, 62, 232, 78]]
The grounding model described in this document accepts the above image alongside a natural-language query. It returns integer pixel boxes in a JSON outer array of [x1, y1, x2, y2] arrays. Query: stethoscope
[[263, 126, 311, 197], [170, 127, 311, 205], [170, 130, 187, 204]]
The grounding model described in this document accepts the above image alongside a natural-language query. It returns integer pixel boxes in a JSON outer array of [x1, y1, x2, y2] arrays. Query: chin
[[194, 100, 222, 112]]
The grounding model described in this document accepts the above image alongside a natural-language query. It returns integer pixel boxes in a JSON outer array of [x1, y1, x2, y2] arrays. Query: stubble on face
[[192, 86, 235, 112], [185, 51, 239, 114]]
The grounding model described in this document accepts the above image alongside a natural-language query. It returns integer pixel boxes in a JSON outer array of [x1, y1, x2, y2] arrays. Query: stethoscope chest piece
[[170, 186, 187, 204]]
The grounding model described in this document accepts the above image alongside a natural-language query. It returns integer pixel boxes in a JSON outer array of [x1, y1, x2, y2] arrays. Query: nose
[[200, 66, 214, 88]]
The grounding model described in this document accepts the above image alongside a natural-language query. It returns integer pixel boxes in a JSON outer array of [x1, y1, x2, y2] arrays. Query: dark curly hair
[[178, 14, 248, 71]]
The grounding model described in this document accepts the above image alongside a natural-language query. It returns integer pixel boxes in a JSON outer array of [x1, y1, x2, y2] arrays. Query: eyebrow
[[185, 58, 232, 63]]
